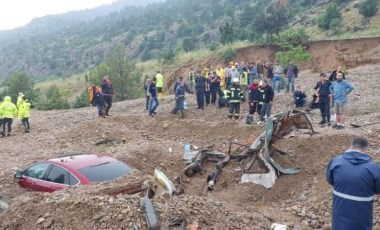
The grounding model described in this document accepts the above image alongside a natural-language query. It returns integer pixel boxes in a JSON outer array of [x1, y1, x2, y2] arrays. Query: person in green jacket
[[155, 70, 164, 100], [0, 96, 18, 137], [19, 96, 31, 133]]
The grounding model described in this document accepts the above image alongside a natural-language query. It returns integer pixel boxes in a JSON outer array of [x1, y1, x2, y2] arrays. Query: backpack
[[88, 86, 101, 106]]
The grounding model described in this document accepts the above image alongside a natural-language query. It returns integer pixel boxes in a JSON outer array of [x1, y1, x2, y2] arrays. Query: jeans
[[286, 76, 295, 93], [149, 96, 159, 115], [260, 103, 272, 121], [2, 118, 12, 134], [273, 75, 281, 93], [22, 118, 30, 130], [294, 98, 306, 107]]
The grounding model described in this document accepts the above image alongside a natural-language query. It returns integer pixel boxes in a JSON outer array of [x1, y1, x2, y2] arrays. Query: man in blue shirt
[[327, 136, 380, 230], [329, 72, 354, 129]]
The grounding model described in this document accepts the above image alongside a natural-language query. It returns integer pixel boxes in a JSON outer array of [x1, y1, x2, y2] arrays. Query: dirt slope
[[1, 63, 380, 229]]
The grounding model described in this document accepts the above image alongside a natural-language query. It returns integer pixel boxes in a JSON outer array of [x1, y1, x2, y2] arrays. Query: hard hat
[[229, 61, 234, 65], [233, 78, 239, 83]]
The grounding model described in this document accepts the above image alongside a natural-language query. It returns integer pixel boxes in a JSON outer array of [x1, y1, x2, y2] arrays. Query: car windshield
[[78, 161, 133, 183]]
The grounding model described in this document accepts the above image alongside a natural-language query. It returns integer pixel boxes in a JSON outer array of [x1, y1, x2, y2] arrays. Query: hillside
[[1, 63, 380, 229], [0, 0, 379, 79]]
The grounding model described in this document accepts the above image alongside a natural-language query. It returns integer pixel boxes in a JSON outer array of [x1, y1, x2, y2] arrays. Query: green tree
[[6, 72, 35, 103], [359, 0, 380, 17], [275, 45, 310, 67], [274, 28, 310, 47], [182, 37, 197, 52], [105, 45, 142, 100], [219, 22, 235, 45], [35, 85, 71, 110], [72, 88, 90, 108], [318, 4, 342, 30]]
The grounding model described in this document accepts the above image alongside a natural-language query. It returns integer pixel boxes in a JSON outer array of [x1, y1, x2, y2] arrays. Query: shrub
[[318, 4, 342, 30], [220, 47, 236, 63], [359, 0, 380, 17]]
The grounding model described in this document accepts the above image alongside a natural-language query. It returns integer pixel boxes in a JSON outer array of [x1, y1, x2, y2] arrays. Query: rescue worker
[[218, 90, 229, 109], [172, 78, 187, 118], [327, 136, 380, 230], [155, 70, 164, 99], [16, 92, 24, 109], [215, 65, 225, 90], [0, 96, 17, 137], [18, 96, 31, 132], [227, 78, 244, 120], [247, 79, 260, 124], [195, 70, 206, 110], [100, 75, 114, 116]]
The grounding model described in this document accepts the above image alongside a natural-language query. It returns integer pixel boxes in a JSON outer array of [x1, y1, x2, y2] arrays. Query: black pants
[[2, 118, 13, 134], [257, 103, 263, 116], [229, 103, 240, 119], [104, 95, 112, 114], [211, 87, 223, 105], [319, 96, 330, 122], [205, 90, 211, 105], [22, 118, 30, 130], [196, 88, 205, 108], [249, 102, 259, 115]]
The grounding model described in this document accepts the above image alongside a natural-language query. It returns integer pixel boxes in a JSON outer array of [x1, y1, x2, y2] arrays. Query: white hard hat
[[233, 78, 239, 83]]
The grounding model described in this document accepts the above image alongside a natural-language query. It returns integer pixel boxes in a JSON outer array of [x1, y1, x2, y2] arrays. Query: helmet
[[233, 78, 239, 83]]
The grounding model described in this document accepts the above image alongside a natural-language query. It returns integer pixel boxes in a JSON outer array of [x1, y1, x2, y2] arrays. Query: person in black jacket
[[293, 86, 307, 108], [100, 75, 114, 116], [247, 79, 260, 124], [210, 71, 223, 105], [315, 72, 332, 125], [195, 71, 206, 110], [259, 80, 274, 123]]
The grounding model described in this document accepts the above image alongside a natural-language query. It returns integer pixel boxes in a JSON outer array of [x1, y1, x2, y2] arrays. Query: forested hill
[[0, 0, 379, 79]]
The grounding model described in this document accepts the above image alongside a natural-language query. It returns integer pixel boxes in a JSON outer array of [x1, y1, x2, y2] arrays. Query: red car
[[14, 154, 134, 192]]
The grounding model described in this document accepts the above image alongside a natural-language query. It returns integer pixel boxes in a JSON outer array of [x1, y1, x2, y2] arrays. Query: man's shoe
[[149, 114, 154, 117], [332, 123, 338, 128], [318, 121, 326, 125], [152, 111, 157, 114], [327, 122, 331, 126]]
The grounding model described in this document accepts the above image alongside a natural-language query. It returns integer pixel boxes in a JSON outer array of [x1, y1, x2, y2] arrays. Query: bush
[[276, 45, 310, 67], [359, 0, 380, 17], [318, 4, 342, 30], [274, 28, 310, 47], [72, 88, 90, 108], [208, 42, 221, 51], [220, 47, 236, 63], [35, 85, 71, 110]]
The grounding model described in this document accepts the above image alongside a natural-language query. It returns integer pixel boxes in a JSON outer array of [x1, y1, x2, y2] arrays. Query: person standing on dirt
[[273, 61, 283, 94], [148, 77, 159, 117], [210, 71, 223, 105], [247, 78, 260, 124], [284, 60, 298, 94], [215, 65, 225, 90], [327, 136, 380, 230], [227, 78, 244, 120], [329, 72, 354, 129], [205, 73, 211, 106], [195, 70, 206, 110], [155, 71, 164, 100], [188, 69, 195, 93], [101, 75, 114, 116], [293, 86, 307, 108], [172, 78, 187, 118], [259, 80, 274, 123], [18, 96, 31, 133], [0, 96, 17, 137], [143, 79, 151, 111], [329, 65, 346, 106], [239, 67, 249, 98], [314, 73, 332, 125], [264, 62, 274, 86]]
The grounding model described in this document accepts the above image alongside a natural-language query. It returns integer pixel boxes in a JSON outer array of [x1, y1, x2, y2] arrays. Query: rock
[[163, 123, 169, 129], [36, 217, 45, 224], [93, 213, 104, 221], [42, 220, 53, 228], [322, 224, 331, 230]]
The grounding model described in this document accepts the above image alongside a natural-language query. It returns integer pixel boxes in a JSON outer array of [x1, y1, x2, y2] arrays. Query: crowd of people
[[142, 60, 354, 129], [0, 92, 31, 137]]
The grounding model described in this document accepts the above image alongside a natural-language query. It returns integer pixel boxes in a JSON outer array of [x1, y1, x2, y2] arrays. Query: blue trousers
[[149, 96, 159, 115]]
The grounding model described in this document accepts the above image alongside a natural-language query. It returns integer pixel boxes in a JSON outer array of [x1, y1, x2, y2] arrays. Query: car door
[[20, 163, 51, 191], [44, 165, 76, 192]]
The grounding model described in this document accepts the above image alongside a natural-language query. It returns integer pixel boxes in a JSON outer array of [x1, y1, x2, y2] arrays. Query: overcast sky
[[0, 0, 116, 31]]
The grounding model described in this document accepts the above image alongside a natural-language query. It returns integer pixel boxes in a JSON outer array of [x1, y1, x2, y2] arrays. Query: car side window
[[46, 165, 70, 185], [69, 173, 79, 185], [23, 163, 50, 180]]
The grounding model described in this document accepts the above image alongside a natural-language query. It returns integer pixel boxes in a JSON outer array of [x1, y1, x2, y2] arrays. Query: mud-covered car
[[14, 154, 134, 192]]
